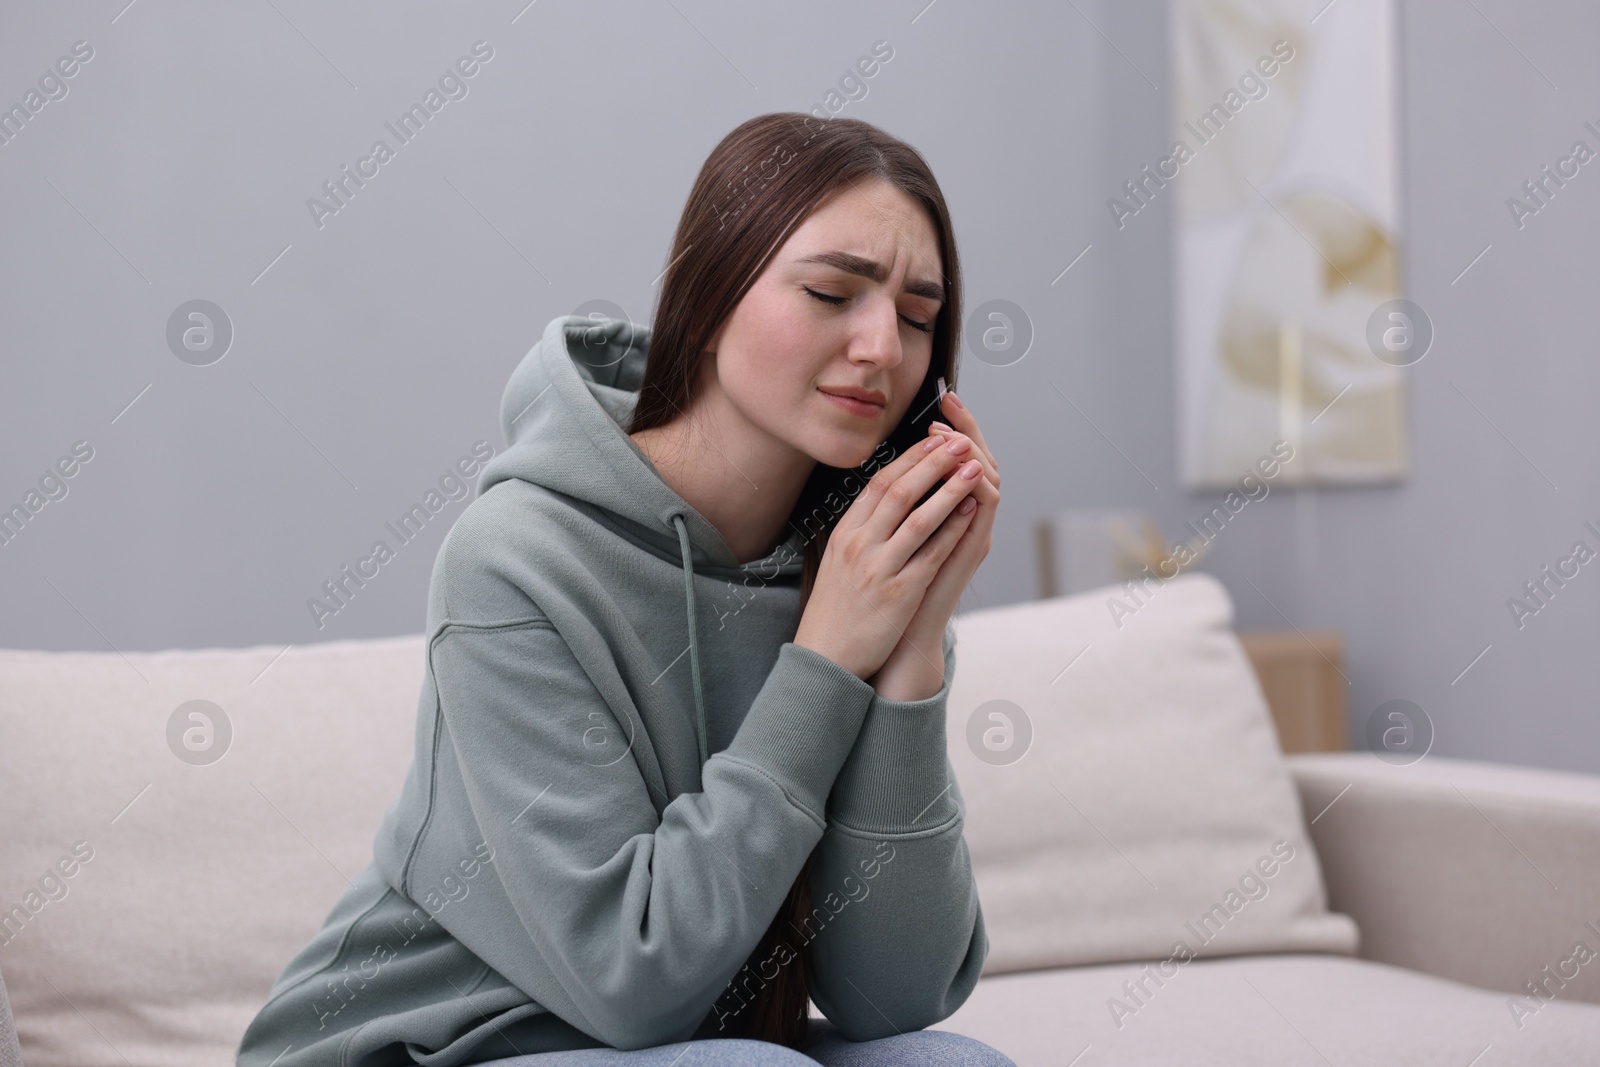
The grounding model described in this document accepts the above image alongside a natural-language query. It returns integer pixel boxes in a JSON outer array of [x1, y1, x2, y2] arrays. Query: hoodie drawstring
[[670, 514, 709, 769]]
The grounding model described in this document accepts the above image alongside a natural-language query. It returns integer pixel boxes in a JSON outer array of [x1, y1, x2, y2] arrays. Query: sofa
[[2, 571, 1597, 1065]]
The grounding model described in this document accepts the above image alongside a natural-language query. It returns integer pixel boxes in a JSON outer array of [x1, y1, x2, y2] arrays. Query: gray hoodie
[[235, 314, 987, 1066]]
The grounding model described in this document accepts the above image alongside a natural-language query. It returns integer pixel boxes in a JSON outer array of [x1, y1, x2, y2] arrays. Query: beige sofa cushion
[[945, 572, 1359, 974], [0, 635, 425, 1067], [941, 951, 1600, 1066]]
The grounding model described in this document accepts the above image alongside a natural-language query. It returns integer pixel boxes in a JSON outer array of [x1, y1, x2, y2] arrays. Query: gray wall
[[3, 1, 1595, 774], [1089, 0, 1600, 776]]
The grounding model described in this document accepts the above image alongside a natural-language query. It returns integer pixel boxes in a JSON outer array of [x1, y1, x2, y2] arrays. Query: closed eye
[[803, 286, 934, 334]]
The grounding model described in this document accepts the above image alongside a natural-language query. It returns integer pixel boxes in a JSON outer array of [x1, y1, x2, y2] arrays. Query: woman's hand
[[792, 408, 990, 682], [868, 391, 1001, 701]]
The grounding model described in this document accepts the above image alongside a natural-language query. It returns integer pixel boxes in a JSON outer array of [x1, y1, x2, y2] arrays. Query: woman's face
[[702, 176, 946, 471]]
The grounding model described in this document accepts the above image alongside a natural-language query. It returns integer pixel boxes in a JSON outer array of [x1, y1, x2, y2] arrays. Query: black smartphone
[[900, 370, 949, 511]]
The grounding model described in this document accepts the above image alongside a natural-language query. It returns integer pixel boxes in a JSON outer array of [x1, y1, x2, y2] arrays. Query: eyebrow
[[795, 251, 946, 303]]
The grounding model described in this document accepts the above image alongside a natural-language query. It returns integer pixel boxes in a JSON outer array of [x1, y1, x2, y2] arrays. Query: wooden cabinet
[[1236, 630, 1348, 753]]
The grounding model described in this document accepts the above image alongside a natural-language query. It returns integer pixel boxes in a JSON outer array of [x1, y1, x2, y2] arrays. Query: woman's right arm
[[417, 614, 881, 1050]]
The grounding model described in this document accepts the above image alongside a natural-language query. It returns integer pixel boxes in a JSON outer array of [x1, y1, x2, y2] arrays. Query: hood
[[475, 313, 806, 768], [477, 314, 805, 576]]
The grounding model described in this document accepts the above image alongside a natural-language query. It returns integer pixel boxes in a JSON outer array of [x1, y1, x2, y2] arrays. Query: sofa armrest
[[1288, 753, 1600, 1006]]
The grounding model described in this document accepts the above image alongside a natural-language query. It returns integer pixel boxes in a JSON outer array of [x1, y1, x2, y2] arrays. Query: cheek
[[721, 298, 829, 409], [716, 345, 828, 459], [722, 354, 800, 423]]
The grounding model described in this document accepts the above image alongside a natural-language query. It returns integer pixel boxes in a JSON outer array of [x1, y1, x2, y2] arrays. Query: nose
[[846, 294, 905, 371]]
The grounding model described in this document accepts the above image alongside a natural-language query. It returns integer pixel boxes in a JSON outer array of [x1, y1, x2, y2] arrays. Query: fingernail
[[959, 459, 982, 478], [957, 497, 976, 515], [947, 392, 966, 410], [922, 436, 942, 452], [946, 436, 972, 455], [930, 420, 953, 432]]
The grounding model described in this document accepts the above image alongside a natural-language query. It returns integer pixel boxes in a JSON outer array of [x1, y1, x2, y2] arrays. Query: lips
[[819, 387, 886, 417]]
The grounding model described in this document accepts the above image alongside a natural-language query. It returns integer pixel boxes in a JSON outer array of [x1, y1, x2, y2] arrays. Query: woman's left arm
[[804, 619, 989, 1040]]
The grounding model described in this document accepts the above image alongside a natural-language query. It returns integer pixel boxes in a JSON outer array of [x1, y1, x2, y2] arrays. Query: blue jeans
[[476, 1018, 1015, 1065]]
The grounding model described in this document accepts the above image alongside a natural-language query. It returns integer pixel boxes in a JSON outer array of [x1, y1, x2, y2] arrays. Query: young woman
[[236, 112, 1009, 1067]]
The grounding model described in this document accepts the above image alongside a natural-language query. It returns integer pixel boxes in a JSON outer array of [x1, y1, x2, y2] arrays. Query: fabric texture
[[470, 1018, 1015, 1065], [1291, 752, 1600, 1005], [940, 951, 1600, 1066], [943, 572, 1359, 975], [0, 633, 429, 1067], [232, 314, 987, 1063]]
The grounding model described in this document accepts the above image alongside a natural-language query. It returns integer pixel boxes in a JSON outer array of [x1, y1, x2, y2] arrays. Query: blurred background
[[2, 0, 1595, 774]]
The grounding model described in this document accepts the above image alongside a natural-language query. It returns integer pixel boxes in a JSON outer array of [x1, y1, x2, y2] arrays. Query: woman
[[236, 112, 1008, 1066]]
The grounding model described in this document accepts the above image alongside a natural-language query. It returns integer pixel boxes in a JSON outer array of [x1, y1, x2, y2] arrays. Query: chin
[[810, 433, 885, 471]]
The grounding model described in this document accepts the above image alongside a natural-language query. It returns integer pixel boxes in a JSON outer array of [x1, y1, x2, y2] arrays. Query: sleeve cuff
[[718, 641, 878, 823], [826, 622, 960, 834]]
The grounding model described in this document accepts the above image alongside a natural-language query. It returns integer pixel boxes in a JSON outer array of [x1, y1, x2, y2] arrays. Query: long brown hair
[[626, 112, 963, 1047]]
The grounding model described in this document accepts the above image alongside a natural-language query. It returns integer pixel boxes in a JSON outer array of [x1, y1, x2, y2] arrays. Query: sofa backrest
[[0, 634, 425, 1067], [0, 572, 1358, 1066], [945, 572, 1359, 974]]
